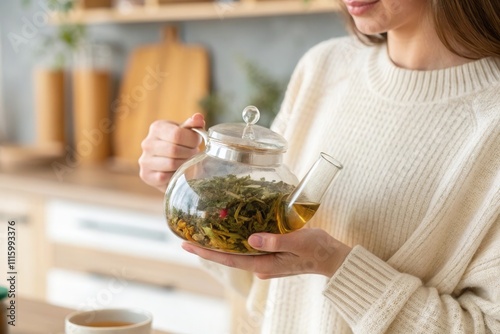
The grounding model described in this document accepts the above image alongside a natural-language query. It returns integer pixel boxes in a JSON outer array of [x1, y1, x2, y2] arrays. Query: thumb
[[248, 233, 295, 253], [181, 113, 205, 129]]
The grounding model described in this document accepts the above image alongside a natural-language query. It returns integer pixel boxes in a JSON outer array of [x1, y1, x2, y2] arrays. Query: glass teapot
[[164, 106, 343, 254]]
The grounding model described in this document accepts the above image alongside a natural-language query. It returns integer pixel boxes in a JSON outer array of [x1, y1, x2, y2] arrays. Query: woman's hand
[[182, 228, 352, 279], [139, 114, 205, 192]]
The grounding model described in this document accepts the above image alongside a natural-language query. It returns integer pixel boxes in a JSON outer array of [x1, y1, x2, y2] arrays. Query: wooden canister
[[72, 69, 111, 165], [34, 69, 66, 147]]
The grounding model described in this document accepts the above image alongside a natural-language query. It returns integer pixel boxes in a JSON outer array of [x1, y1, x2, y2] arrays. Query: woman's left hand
[[182, 228, 352, 279]]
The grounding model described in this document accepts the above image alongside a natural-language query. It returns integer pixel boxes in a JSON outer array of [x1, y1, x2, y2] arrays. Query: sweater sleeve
[[323, 214, 500, 333]]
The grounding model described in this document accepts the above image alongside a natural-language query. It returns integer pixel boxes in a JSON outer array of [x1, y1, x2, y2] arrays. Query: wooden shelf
[[0, 165, 163, 214], [52, 0, 342, 25]]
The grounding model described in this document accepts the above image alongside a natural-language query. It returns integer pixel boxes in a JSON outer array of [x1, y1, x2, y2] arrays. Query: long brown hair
[[341, 0, 500, 59]]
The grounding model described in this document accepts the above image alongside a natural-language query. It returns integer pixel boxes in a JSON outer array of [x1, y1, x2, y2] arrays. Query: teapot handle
[[190, 127, 209, 145]]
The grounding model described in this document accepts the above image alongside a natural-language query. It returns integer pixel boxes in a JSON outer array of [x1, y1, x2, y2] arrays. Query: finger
[[139, 170, 173, 191], [166, 127, 203, 148], [182, 242, 265, 271], [141, 135, 198, 158], [182, 242, 297, 277], [149, 120, 202, 149], [248, 232, 304, 254], [177, 113, 206, 147], [148, 140, 199, 159], [180, 113, 205, 129], [255, 272, 293, 280]]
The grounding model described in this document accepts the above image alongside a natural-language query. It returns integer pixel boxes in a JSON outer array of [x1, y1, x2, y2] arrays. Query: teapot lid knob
[[207, 105, 287, 152], [242, 106, 260, 125]]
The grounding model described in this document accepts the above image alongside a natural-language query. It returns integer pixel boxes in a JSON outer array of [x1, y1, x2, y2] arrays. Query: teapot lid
[[208, 106, 287, 152]]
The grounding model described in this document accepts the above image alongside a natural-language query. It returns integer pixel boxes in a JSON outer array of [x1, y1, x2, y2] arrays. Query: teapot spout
[[277, 153, 343, 233]]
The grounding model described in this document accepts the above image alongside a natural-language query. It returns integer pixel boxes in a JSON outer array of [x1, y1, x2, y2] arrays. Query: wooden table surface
[[10, 298, 170, 334]]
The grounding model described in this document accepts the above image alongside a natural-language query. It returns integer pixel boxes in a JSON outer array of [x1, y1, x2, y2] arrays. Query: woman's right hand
[[139, 113, 205, 193]]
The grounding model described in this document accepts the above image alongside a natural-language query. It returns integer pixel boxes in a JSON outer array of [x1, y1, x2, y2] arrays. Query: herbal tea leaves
[[166, 175, 295, 254]]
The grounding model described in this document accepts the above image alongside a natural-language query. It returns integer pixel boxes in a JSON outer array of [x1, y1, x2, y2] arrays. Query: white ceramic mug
[[65, 309, 153, 334]]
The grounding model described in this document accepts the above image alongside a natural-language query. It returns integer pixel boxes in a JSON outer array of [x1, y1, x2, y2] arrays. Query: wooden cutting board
[[112, 26, 209, 170], [113, 44, 164, 167], [157, 27, 210, 123]]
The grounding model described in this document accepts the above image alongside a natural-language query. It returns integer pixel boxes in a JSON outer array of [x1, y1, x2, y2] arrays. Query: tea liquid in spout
[[276, 152, 343, 233], [276, 200, 321, 233]]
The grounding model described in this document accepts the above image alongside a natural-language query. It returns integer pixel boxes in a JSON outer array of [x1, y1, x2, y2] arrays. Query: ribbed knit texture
[[206, 37, 500, 333]]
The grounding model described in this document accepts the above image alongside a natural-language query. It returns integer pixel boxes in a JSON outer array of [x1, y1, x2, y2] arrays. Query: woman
[[139, 0, 500, 332]]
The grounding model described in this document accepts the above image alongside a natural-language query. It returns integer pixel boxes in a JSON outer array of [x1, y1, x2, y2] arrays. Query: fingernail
[[249, 235, 263, 248]]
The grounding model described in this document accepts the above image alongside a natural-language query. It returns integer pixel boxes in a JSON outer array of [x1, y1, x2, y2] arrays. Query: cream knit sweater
[[207, 37, 500, 334]]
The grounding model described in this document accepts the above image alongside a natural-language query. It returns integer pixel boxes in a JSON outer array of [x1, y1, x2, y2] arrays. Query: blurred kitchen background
[[0, 0, 347, 333]]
